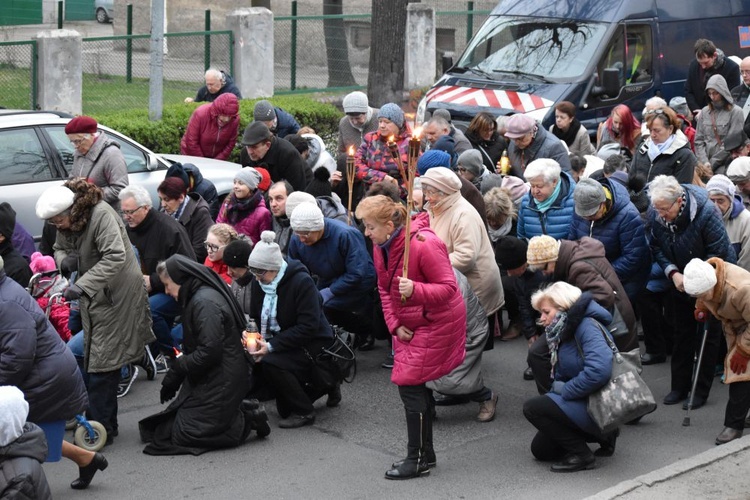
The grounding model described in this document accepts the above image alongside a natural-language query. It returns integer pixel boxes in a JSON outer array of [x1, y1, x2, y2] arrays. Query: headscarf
[[258, 260, 288, 339], [164, 254, 246, 330]]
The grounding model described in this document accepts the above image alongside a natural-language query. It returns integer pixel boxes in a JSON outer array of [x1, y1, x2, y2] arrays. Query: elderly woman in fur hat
[[684, 257, 750, 445]]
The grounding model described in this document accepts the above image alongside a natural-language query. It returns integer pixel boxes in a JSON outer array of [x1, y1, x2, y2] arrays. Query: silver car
[[94, 0, 113, 23], [0, 110, 241, 241]]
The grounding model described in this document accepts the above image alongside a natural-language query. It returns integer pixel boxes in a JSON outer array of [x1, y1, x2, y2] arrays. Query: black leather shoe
[[433, 392, 469, 406], [326, 384, 342, 408], [663, 390, 688, 405], [550, 453, 595, 473], [744, 414, 750, 429], [640, 353, 666, 365], [594, 428, 619, 457], [70, 452, 108, 490], [682, 396, 706, 410], [523, 367, 535, 381], [716, 427, 743, 445], [357, 335, 375, 351], [278, 413, 315, 429]]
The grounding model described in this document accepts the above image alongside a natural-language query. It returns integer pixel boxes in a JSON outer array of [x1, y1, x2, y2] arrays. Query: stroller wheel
[[74, 421, 108, 451]]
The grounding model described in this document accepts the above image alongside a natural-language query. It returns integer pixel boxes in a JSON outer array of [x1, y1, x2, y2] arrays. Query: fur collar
[[560, 292, 594, 343]]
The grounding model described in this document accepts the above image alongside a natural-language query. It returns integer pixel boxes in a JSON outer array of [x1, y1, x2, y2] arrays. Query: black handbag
[[305, 326, 357, 386], [586, 320, 657, 434]]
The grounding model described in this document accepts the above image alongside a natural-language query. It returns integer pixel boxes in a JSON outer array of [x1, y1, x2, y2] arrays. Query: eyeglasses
[[422, 187, 443, 197], [294, 230, 312, 238], [741, 70, 750, 75], [47, 215, 68, 227], [653, 198, 679, 215], [204, 241, 225, 253], [248, 267, 268, 277], [70, 137, 88, 146], [122, 206, 146, 216], [644, 108, 666, 116]]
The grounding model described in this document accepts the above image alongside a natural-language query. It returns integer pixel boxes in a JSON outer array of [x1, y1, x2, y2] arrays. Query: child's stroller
[[27, 272, 108, 452]]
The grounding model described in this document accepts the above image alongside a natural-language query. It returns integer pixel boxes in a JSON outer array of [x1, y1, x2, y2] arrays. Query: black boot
[[70, 452, 108, 490], [392, 405, 436, 468], [241, 399, 271, 440], [385, 412, 431, 480]]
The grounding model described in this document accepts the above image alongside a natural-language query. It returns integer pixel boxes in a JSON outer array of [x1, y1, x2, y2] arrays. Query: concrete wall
[[35, 29, 82, 114]]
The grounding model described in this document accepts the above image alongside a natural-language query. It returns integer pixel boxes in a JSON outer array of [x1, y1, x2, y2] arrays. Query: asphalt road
[[45, 334, 733, 500]]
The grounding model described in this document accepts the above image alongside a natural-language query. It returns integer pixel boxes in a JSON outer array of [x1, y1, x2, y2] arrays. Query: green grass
[[0, 66, 34, 110]]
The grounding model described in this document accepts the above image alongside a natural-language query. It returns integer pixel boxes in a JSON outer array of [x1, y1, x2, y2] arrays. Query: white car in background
[[0, 110, 240, 241]]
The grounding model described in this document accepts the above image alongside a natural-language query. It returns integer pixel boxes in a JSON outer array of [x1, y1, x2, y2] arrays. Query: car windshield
[[456, 16, 609, 82]]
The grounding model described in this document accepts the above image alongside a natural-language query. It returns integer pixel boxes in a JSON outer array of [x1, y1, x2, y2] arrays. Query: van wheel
[[96, 8, 109, 23]]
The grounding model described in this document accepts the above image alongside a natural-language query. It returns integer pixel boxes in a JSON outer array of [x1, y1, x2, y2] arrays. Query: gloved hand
[[694, 308, 709, 322], [729, 349, 750, 375], [551, 380, 565, 395], [63, 284, 83, 301], [160, 368, 184, 404], [60, 253, 79, 277]]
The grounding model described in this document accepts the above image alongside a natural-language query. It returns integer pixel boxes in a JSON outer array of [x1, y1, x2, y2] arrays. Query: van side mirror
[[602, 68, 620, 98], [442, 53, 454, 74]]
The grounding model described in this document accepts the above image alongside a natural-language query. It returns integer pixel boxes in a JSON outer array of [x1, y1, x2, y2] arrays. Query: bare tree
[[367, 0, 413, 106], [323, 1, 357, 87]]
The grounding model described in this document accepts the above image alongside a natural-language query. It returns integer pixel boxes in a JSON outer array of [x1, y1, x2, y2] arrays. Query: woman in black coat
[[464, 112, 507, 173], [139, 254, 269, 455], [0, 255, 106, 490], [246, 231, 335, 429]]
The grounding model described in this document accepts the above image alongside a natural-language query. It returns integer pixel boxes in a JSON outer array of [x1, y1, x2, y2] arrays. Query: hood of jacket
[[0, 424, 48, 463], [278, 258, 308, 287], [210, 92, 239, 117], [558, 292, 612, 343], [706, 74, 734, 105], [182, 163, 205, 185], [729, 194, 745, 220]]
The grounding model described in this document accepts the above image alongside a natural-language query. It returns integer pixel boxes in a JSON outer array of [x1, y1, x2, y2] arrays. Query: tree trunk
[[323, 0, 357, 87], [367, 0, 414, 107], [250, 0, 271, 8]]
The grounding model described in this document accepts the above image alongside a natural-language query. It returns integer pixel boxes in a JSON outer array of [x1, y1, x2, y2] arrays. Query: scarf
[[258, 260, 288, 340], [534, 179, 563, 213], [552, 118, 581, 147], [647, 134, 676, 162], [488, 217, 513, 242], [225, 189, 262, 224], [545, 311, 568, 379]]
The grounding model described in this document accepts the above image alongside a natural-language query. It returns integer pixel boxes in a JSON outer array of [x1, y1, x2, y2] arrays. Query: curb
[[585, 434, 750, 499]]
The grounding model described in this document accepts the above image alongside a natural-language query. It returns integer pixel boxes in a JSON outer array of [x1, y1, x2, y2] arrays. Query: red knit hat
[[65, 116, 98, 135], [255, 167, 272, 192]]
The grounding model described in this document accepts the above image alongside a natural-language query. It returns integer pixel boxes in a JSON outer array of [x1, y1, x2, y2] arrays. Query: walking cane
[[683, 317, 710, 427]]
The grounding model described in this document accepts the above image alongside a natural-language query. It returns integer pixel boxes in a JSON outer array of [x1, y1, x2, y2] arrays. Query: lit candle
[[346, 146, 356, 225]]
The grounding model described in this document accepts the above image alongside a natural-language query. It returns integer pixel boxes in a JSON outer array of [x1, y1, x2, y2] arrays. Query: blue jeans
[[149, 293, 180, 354], [68, 330, 129, 379]]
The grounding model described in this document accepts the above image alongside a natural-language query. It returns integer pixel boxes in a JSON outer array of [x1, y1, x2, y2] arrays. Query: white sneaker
[[117, 366, 139, 398], [154, 354, 169, 374]]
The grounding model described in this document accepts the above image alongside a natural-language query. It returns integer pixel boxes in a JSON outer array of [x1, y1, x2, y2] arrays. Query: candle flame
[[388, 135, 395, 143], [348, 145, 354, 156], [413, 127, 422, 140]]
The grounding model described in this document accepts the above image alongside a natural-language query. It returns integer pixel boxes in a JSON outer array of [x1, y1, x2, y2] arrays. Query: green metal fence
[[273, 1, 491, 95], [80, 30, 233, 115], [0, 40, 37, 110]]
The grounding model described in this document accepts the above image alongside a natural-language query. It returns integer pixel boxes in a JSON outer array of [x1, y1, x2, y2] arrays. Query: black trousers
[[670, 290, 721, 399], [725, 381, 750, 430], [528, 335, 552, 395], [501, 274, 520, 324], [637, 288, 674, 356], [523, 395, 594, 460], [324, 305, 373, 338], [86, 369, 120, 436], [263, 363, 315, 418]]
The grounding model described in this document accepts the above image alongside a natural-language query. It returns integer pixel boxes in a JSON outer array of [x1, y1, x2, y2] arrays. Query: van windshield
[[456, 16, 609, 82]]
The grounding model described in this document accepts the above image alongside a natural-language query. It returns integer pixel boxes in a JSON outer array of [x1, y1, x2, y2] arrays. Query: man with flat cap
[[239, 122, 311, 192]]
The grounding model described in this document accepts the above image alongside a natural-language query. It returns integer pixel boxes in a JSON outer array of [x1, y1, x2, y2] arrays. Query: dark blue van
[[417, 0, 750, 134]]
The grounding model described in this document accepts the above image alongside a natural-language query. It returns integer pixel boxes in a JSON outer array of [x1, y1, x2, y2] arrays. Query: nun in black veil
[[139, 254, 270, 455]]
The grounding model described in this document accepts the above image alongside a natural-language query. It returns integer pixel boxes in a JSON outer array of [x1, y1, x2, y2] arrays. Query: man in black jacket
[[685, 38, 740, 119], [119, 185, 195, 364], [239, 122, 311, 191], [730, 56, 750, 115]]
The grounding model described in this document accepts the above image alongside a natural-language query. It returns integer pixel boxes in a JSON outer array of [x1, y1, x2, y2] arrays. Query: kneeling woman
[[246, 231, 335, 429], [139, 254, 269, 455], [523, 282, 616, 472], [356, 195, 465, 480]]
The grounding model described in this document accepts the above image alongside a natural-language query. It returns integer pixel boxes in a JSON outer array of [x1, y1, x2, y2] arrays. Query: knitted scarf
[[545, 311, 568, 379], [258, 260, 288, 340]]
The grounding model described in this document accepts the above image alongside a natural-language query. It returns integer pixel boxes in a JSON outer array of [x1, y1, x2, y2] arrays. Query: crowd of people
[[6, 36, 750, 495]]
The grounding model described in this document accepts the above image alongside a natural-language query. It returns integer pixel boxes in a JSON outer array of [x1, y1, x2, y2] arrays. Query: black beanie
[[305, 167, 333, 198], [223, 239, 253, 268], [494, 236, 528, 271], [0, 202, 16, 240], [165, 163, 190, 191]]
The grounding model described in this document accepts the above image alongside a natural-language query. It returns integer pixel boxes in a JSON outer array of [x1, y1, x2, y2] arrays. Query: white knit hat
[[343, 91, 369, 114], [290, 202, 324, 232], [0, 386, 29, 447], [526, 235, 560, 266], [36, 185, 75, 219], [247, 231, 283, 271], [284, 191, 316, 218], [683, 258, 717, 296]]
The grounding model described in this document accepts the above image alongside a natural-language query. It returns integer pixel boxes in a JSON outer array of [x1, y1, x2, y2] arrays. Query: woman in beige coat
[[420, 167, 504, 350], [684, 257, 750, 445]]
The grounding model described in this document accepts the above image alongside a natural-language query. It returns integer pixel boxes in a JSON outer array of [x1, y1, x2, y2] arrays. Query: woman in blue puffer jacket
[[523, 283, 615, 473], [517, 159, 576, 241]]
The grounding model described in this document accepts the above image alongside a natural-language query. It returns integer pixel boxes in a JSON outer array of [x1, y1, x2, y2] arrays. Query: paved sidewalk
[[587, 435, 750, 499]]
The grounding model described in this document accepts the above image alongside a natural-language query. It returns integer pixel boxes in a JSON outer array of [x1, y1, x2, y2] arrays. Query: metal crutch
[[683, 319, 710, 427]]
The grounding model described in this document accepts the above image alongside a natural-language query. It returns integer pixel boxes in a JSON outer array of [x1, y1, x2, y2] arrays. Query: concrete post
[[405, 4, 436, 89], [226, 8, 274, 99], [35, 30, 82, 115]]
